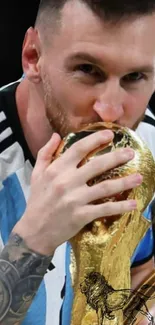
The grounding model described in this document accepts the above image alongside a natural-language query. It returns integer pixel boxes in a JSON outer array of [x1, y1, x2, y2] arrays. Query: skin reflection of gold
[[55, 122, 155, 325]]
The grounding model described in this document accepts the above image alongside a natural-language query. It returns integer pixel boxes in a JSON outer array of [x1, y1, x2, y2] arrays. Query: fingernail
[[101, 130, 114, 139], [133, 174, 143, 185], [129, 200, 137, 209], [123, 148, 135, 159]]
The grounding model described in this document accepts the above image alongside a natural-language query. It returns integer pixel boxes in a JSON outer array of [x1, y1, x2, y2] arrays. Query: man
[[0, 0, 155, 324]]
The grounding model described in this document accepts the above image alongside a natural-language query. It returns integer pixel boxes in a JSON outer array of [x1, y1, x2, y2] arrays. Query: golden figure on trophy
[[55, 122, 155, 325]]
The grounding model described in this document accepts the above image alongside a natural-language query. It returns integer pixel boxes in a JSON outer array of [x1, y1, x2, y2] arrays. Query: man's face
[[37, 1, 155, 136]]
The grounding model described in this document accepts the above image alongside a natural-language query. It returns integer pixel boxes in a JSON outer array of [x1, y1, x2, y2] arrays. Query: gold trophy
[[55, 122, 155, 325]]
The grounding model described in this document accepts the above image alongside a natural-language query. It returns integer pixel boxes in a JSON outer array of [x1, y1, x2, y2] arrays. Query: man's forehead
[[59, 2, 155, 45], [49, 4, 154, 70]]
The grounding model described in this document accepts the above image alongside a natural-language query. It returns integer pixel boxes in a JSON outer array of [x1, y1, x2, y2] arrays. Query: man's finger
[[61, 130, 114, 165], [78, 147, 135, 182], [34, 133, 61, 174]]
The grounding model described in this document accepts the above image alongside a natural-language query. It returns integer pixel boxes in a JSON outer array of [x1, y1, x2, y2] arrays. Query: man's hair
[[36, 0, 155, 26]]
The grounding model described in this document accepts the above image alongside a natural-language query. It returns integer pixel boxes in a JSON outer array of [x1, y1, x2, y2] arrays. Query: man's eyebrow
[[66, 52, 155, 74], [128, 65, 155, 74], [66, 52, 102, 66]]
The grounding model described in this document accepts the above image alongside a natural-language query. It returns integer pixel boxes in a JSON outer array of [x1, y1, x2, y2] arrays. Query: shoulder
[[0, 83, 33, 249], [0, 80, 34, 179], [136, 108, 155, 159], [0, 82, 17, 153], [0, 81, 24, 179]]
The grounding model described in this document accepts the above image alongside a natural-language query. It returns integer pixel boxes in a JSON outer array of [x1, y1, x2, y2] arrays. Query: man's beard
[[132, 113, 145, 131], [42, 76, 72, 137]]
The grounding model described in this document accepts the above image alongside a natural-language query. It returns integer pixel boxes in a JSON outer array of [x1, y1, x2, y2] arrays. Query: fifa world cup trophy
[[55, 122, 155, 325]]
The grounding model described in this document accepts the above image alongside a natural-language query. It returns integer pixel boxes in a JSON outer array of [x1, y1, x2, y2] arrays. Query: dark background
[[0, 1, 154, 114], [0, 0, 40, 86]]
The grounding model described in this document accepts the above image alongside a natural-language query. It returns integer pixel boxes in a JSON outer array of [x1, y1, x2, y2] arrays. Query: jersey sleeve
[[131, 204, 154, 267]]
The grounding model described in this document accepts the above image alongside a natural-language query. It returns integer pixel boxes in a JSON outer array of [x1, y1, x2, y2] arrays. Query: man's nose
[[93, 82, 124, 122]]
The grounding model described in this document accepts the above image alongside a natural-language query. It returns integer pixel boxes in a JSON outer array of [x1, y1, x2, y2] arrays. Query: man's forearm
[[0, 233, 53, 325], [131, 258, 154, 290]]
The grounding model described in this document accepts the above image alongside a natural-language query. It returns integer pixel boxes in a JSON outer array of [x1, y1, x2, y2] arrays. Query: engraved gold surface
[[123, 271, 155, 324], [55, 122, 155, 325]]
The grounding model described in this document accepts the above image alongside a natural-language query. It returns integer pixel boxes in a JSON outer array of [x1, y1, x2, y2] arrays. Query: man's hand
[[13, 130, 142, 255]]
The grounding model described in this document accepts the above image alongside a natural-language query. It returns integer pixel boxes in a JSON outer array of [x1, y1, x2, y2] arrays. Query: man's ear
[[22, 27, 41, 83]]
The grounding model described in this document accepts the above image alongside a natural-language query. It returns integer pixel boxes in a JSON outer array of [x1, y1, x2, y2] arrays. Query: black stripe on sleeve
[[0, 119, 9, 133], [143, 115, 155, 127], [0, 134, 15, 154]]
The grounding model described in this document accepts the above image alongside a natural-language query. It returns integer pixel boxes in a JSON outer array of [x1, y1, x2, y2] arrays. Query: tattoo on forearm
[[0, 233, 53, 325]]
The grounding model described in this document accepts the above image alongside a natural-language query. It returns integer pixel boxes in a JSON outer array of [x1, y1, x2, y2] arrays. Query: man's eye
[[75, 64, 102, 78], [122, 72, 144, 82]]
